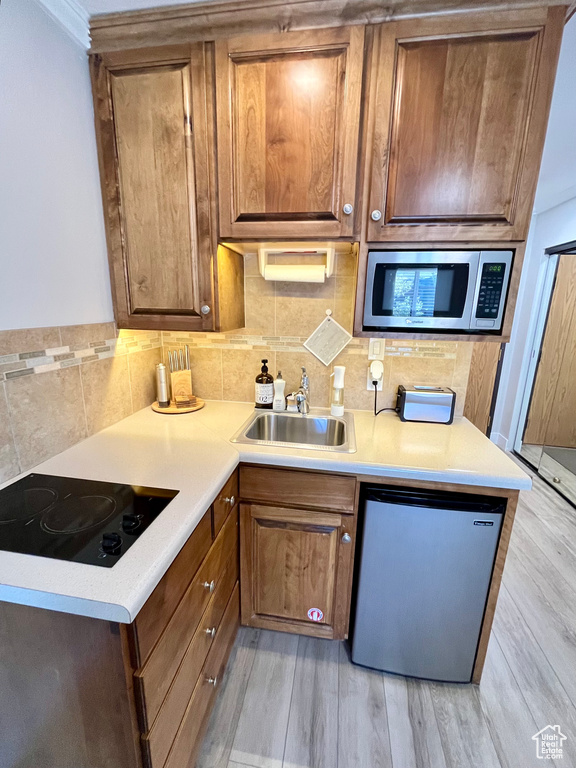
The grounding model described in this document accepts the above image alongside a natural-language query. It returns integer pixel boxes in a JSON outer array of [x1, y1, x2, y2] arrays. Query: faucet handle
[[295, 391, 310, 414]]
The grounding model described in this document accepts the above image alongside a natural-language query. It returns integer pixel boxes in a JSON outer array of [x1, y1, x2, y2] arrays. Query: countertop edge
[[0, 584, 132, 623], [0, 403, 531, 622], [235, 451, 532, 491]]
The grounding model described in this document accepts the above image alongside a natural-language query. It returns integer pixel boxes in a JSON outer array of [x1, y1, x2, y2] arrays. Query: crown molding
[[33, 0, 90, 49], [89, 0, 561, 52]]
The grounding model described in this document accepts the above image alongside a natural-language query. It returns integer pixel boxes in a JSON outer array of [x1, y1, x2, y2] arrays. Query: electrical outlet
[[367, 361, 384, 391], [367, 369, 383, 391], [368, 338, 385, 361]]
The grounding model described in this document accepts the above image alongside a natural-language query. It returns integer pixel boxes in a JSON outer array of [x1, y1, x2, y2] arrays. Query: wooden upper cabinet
[[91, 45, 244, 331], [215, 27, 365, 238], [366, 7, 564, 242]]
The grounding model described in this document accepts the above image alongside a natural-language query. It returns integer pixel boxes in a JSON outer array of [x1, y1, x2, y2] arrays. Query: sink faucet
[[294, 367, 310, 414]]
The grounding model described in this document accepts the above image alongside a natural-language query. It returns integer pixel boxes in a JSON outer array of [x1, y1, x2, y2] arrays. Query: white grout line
[[77, 363, 90, 437], [1, 380, 23, 476]]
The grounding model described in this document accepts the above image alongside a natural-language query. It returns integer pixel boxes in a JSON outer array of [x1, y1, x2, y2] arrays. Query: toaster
[[396, 385, 456, 424]]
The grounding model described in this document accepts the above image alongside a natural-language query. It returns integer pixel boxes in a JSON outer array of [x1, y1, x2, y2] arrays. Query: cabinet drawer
[[240, 466, 356, 513], [133, 509, 212, 665], [158, 583, 240, 768], [135, 509, 238, 730], [213, 469, 239, 538], [142, 552, 238, 768]]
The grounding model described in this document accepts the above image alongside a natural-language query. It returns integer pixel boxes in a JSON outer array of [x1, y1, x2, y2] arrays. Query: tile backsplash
[[162, 331, 473, 414], [0, 324, 161, 483], [0, 261, 475, 485], [163, 248, 473, 414]]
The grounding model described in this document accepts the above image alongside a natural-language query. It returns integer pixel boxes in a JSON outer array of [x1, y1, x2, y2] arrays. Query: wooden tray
[[151, 399, 205, 414]]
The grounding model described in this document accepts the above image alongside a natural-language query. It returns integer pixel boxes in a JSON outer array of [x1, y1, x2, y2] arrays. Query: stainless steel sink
[[231, 410, 356, 453]]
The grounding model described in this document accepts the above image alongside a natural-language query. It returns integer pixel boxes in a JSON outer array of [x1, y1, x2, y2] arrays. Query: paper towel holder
[[258, 246, 335, 282]]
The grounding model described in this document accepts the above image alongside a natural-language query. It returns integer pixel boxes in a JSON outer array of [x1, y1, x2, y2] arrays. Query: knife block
[[170, 370, 193, 401]]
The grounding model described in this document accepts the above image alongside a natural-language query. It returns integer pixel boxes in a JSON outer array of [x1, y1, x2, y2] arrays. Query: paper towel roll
[[263, 264, 326, 283]]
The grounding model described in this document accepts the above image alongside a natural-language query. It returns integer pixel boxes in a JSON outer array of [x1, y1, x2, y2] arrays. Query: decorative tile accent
[[0, 323, 163, 485], [0, 329, 161, 379]]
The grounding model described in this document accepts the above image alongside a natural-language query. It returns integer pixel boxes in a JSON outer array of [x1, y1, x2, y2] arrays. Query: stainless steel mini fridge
[[351, 485, 505, 683]]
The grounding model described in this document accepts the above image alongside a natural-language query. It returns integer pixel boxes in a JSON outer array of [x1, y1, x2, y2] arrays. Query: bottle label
[[255, 383, 274, 404]]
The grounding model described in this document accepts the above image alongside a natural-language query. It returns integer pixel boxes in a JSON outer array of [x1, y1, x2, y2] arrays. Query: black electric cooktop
[[0, 473, 179, 568]]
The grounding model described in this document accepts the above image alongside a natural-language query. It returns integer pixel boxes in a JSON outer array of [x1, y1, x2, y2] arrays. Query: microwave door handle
[[465, 253, 482, 329]]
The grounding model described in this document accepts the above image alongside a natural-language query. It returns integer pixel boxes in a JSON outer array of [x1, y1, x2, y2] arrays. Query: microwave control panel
[[475, 263, 506, 319], [470, 250, 513, 331]]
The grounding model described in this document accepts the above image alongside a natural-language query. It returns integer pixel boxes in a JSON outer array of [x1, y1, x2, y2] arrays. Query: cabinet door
[[366, 7, 564, 242], [91, 45, 219, 331], [216, 27, 364, 239], [240, 503, 356, 639]]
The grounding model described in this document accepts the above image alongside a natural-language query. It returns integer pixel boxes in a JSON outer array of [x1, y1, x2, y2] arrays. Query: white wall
[[491, 14, 576, 451], [491, 196, 576, 449], [533, 15, 576, 214], [0, 0, 113, 331]]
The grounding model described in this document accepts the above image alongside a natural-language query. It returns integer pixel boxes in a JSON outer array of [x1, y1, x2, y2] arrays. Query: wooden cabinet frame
[[353, 239, 527, 342], [356, 473, 519, 684], [240, 502, 357, 639], [362, 7, 564, 244], [239, 464, 359, 639], [215, 27, 365, 239], [90, 44, 244, 332]]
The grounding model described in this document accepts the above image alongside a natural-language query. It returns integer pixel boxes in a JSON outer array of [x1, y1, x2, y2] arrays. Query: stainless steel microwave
[[363, 250, 513, 333]]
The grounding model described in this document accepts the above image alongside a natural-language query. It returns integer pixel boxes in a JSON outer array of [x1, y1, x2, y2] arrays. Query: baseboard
[[491, 432, 509, 451]]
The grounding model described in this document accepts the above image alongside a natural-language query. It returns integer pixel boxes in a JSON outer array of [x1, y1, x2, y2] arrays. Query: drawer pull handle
[[203, 580, 215, 592], [205, 627, 216, 638], [206, 675, 218, 686], [342, 533, 352, 544], [224, 495, 235, 506]]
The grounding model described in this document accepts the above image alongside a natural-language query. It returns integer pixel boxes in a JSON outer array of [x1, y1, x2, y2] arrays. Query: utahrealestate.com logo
[[532, 725, 567, 760]]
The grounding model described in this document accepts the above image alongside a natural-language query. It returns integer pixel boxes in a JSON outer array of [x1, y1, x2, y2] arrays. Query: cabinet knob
[[206, 675, 218, 686], [342, 533, 352, 544], [205, 626, 216, 638], [553, 476, 561, 484], [371, 209, 382, 221], [224, 495, 235, 506], [201, 305, 211, 315], [203, 580, 215, 592], [342, 203, 354, 215]]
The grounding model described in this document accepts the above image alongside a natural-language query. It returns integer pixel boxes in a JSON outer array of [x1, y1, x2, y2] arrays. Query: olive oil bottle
[[255, 359, 274, 409]]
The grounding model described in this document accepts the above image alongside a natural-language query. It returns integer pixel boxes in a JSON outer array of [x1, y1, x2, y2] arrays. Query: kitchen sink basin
[[231, 410, 356, 453]]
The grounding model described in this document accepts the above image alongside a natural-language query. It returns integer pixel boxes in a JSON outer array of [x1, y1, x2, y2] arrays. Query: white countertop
[[0, 401, 530, 623]]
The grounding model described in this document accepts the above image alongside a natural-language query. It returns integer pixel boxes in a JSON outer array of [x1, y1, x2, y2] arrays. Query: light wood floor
[[198, 472, 576, 768]]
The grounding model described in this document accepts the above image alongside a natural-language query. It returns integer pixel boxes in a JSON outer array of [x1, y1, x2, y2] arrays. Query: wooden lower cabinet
[[0, 470, 240, 768], [135, 509, 238, 732], [162, 584, 240, 768], [130, 485, 240, 768], [240, 503, 355, 638]]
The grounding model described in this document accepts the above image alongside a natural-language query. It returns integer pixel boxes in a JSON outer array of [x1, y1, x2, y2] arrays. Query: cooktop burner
[[0, 487, 58, 524], [0, 474, 179, 568], [41, 495, 117, 534]]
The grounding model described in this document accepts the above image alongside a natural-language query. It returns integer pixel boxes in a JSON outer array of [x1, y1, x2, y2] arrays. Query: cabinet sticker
[[307, 608, 324, 622]]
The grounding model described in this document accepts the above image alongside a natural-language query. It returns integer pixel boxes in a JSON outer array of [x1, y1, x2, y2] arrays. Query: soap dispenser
[[273, 371, 286, 411], [255, 359, 274, 409], [330, 365, 346, 417]]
